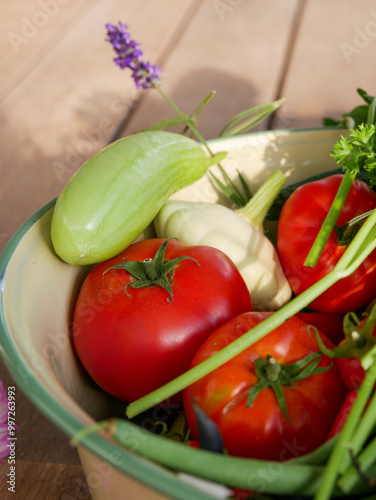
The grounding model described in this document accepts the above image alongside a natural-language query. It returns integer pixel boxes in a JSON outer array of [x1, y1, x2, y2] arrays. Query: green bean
[[72, 418, 370, 497]]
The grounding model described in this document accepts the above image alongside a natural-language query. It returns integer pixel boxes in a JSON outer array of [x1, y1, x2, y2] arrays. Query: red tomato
[[337, 356, 365, 391], [72, 238, 252, 402], [327, 390, 358, 439], [183, 312, 348, 461], [277, 175, 376, 313], [296, 311, 344, 345]]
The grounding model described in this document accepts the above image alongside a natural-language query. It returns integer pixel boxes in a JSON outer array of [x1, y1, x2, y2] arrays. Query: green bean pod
[[51, 131, 208, 265], [72, 418, 372, 498]]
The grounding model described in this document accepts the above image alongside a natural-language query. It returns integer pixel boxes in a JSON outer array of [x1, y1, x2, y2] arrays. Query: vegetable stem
[[313, 359, 376, 500], [236, 170, 286, 229], [367, 95, 376, 125], [336, 390, 376, 492], [337, 434, 376, 492], [304, 170, 356, 267]]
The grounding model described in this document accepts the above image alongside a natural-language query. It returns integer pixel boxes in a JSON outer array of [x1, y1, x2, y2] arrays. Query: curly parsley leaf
[[331, 124, 376, 187]]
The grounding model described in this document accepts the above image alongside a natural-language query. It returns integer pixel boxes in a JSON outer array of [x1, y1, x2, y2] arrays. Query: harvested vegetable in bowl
[[277, 173, 376, 313], [183, 312, 348, 462], [155, 170, 292, 311], [72, 238, 252, 403]]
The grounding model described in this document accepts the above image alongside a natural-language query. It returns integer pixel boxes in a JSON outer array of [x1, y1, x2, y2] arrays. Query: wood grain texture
[[0, 1, 95, 102], [0, 460, 90, 500], [280, 0, 376, 128], [119, 0, 300, 139], [1, 1, 376, 499]]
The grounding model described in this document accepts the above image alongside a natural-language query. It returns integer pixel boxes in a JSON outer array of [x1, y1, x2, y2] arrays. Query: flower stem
[[236, 170, 286, 230], [304, 170, 357, 267], [156, 87, 215, 157]]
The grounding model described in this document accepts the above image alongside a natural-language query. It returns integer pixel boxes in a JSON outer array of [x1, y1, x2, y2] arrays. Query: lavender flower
[[106, 22, 161, 90]]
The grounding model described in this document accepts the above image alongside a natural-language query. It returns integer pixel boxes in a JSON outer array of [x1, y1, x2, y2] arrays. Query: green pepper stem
[[126, 208, 376, 419], [313, 359, 376, 500], [304, 170, 357, 267], [236, 170, 286, 229]]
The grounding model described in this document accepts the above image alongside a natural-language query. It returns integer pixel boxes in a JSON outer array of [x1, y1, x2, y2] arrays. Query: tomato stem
[[313, 303, 376, 361], [103, 238, 199, 302], [247, 352, 328, 421]]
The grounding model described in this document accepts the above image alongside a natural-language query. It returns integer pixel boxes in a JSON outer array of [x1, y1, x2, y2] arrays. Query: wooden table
[[1, 1, 376, 498]]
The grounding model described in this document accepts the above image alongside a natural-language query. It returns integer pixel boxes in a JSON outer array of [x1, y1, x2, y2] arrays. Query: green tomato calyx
[[103, 238, 199, 302], [314, 301, 376, 361], [246, 352, 331, 421]]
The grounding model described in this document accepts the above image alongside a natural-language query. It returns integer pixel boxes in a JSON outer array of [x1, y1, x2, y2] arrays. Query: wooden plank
[[278, 0, 376, 128], [0, 1, 95, 102], [0, 359, 82, 466], [0, 460, 90, 500], [118, 0, 300, 139], [0, 0, 200, 254]]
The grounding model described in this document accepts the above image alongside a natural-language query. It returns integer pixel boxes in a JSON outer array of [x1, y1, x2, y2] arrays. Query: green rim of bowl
[[0, 128, 346, 500]]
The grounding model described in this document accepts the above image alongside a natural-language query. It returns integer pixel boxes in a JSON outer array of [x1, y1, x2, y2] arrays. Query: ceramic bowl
[[0, 128, 345, 500]]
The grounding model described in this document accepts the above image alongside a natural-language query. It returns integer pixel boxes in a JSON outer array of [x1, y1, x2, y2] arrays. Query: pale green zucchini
[[51, 131, 208, 265]]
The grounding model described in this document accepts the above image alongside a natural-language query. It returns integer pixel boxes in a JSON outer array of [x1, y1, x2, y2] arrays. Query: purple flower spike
[[106, 22, 161, 90]]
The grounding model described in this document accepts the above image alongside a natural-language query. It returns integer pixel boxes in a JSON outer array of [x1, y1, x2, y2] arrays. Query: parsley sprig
[[331, 124, 376, 186], [304, 97, 376, 268]]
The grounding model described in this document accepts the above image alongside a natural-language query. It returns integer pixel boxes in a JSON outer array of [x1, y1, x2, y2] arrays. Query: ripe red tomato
[[337, 356, 365, 391], [296, 311, 344, 345], [72, 238, 252, 402], [277, 174, 376, 313], [327, 390, 358, 439], [183, 312, 348, 461]]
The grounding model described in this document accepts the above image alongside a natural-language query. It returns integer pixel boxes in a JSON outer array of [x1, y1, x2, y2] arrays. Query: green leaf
[[104, 261, 149, 281], [270, 381, 290, 421], [219, 98, 285, 137], [358, 87, 375, 105], [192, 91, 216, 118], [323, 89, 376, 129], [237, 170, 252, 202], [208, 170, 246, 207]]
